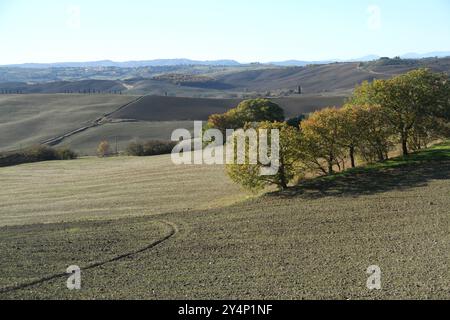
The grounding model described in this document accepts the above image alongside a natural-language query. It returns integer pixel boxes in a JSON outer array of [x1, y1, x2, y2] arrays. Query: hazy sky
[[0, 0, 449, 64]]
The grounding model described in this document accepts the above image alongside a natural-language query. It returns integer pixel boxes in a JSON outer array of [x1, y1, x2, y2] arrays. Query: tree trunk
[[401, 132, 409, 156], [328, 162, 334, 175], [279, 180, 288, 190], [278, 166, 288, 190], [378, 150, 384, 162], [349, 146, 356, 168]]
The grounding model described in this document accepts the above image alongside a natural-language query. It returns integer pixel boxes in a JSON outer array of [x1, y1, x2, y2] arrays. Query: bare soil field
[[1, 143, 449, 299], [0, 93, 345, 155], [0, 154, 251, 227], [0, 94, 137, 152], [110, 95, 347, 121]]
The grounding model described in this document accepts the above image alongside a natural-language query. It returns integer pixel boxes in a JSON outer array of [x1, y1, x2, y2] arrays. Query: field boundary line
[[41, 95, 146, 146], [0, 219, 178, 294]]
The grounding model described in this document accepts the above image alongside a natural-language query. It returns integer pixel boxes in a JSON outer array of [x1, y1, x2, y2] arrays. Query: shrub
[[0, 145, 77, 167], [286, 114, 306, 128], [56, 147, 78, 160], [126, 141, 145, 156], [143, 140, 176, 156], [126, 140, 176, 156], [25, 145, 59, 161], [97, 141, 111, 158]]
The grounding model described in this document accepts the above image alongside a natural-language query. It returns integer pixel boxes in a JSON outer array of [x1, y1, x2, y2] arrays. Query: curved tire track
[[0, 220, 178, 294]]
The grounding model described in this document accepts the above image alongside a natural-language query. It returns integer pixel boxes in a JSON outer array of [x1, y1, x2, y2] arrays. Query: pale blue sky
[[0, 0, 449, 64]]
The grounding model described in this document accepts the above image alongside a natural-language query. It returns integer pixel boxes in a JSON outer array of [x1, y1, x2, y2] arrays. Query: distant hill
[[1, 57, 449, 96], [359, 56, 450, 76], [3, 52, 450, 68], [400, 51, 450, 59], [0, 80, 125, 94], [212, 63, 373, 93], [268, 60, 335, 67], [268, 55, 381, 66], [1, 59, 242, 69], [178, 57, 450, 93]]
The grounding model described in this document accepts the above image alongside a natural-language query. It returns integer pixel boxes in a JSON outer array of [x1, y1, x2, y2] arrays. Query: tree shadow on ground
[[272, 148, 450, 199]]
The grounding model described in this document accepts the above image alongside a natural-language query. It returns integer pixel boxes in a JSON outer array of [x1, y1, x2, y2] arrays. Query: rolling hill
[[0, 94, 346, 155], [49, 94, 346, 155], [1, 143, 449, 299], [1, 57, 449, 155], [0, 94, 137, 152], [0, 80, 126, 94], [109, 95, 347, 122], [2, 57, 449, 96], [205, 57, 450, 93]]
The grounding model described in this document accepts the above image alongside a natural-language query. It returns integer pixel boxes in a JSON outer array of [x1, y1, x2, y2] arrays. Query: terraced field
[[1, 143, 449, 299]]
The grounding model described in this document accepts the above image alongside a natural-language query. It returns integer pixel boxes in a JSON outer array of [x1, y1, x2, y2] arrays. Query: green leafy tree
[[232, 98, 285, 124], [207, 99, 285, 134]]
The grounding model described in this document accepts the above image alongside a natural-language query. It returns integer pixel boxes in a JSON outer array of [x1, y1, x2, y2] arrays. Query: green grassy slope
[[1, 143, 449, 299], [0, 94, 137, 152]]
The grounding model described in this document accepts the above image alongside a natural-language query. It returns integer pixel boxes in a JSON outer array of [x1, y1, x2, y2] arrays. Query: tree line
[[206, 69, 450, 191], [0, 89, 24, 94], [0, 145, 77, 167]]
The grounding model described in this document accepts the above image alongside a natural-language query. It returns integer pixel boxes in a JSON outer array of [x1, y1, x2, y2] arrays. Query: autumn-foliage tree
[[407, 116, 447, 151], [300, 107, 345, 175], [226, 122, 303, 191], [222, 69, 450, 192], [352, 104, 395, 162], [351, 69, 450, 156], [335, 105, 364, 168], [97, 140, 111, 157]]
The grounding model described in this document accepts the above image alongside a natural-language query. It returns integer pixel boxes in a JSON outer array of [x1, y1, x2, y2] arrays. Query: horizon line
[[2, 51, 450, 66]]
